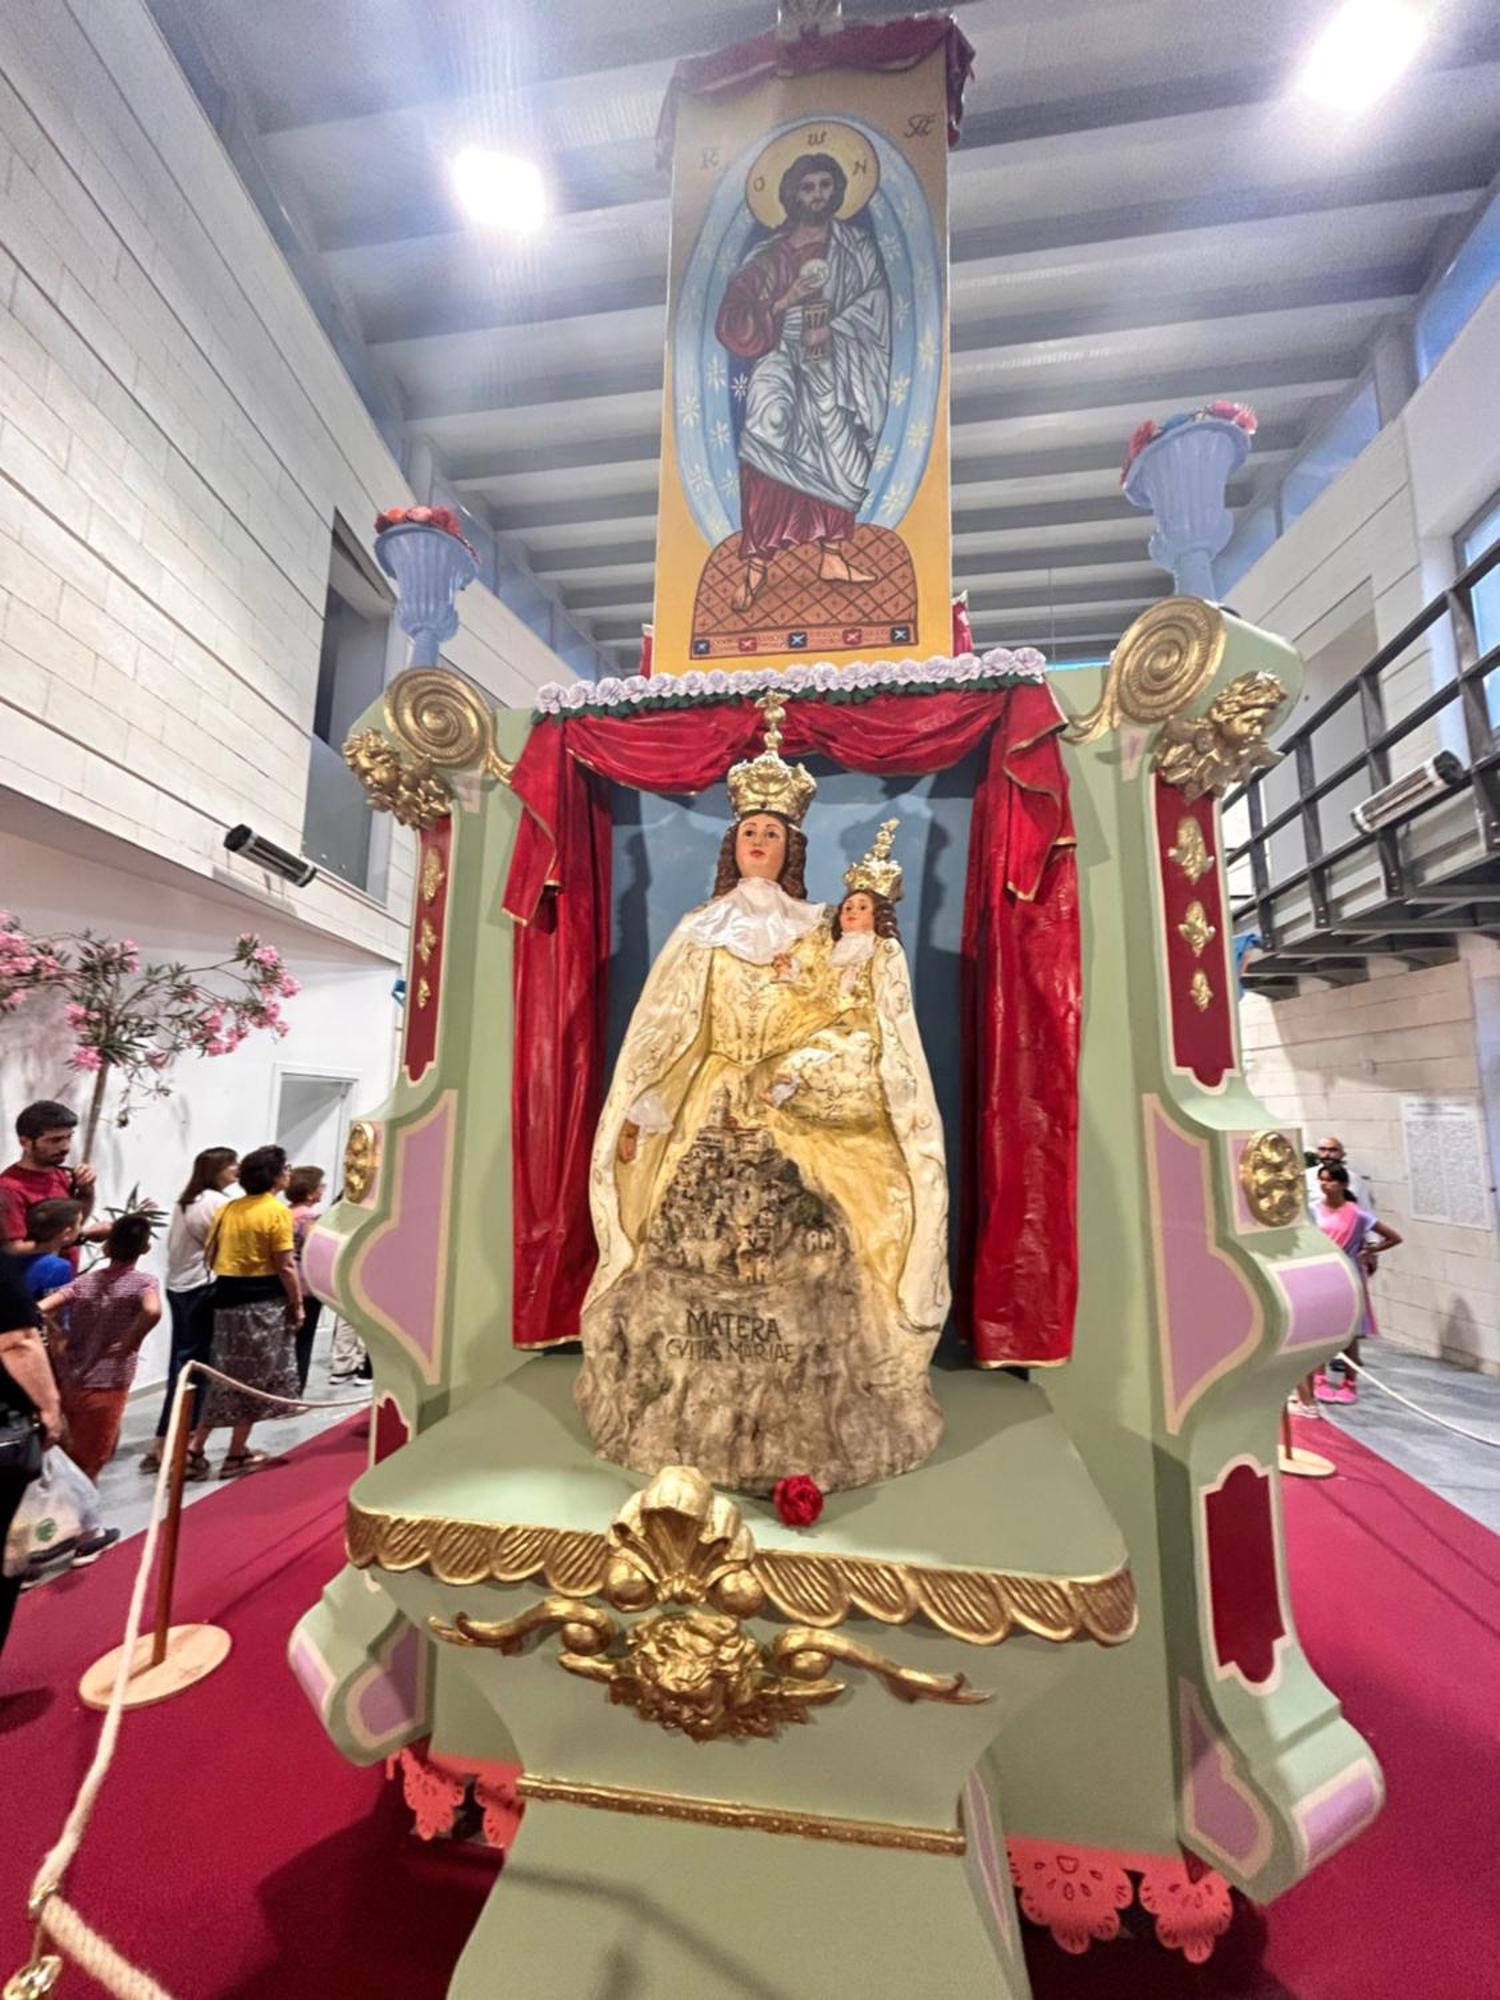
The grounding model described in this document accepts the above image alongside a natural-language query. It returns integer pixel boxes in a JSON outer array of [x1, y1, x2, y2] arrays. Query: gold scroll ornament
[[1067, 597, 1228, 744], [1239, 1130, 1304, 1227], [343, 668, 513, 828], [428, 1465, 989, 1743], [1067, 599, 1289, 801]]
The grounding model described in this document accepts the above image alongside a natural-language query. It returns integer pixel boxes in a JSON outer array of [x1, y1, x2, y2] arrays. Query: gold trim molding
[[348, 1486, 1137, 1651], [426, 1468, 990, 1741], [515, 1774, 966, 1856], [1066, 597, 1227, 744]]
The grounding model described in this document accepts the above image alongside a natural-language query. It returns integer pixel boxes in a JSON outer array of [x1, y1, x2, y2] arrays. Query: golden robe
[[577, 878, 948, 1493]]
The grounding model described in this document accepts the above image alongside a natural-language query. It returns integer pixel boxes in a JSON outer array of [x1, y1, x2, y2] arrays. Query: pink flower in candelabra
[[65, 1002, 89, 1027], [1206, 399, 1258, 434], [69, 1046, 104, 1072], [279, 973, 301, 997]]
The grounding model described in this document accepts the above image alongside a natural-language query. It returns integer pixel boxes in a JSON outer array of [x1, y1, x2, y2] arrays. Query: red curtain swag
[[502, 681, 1081, 1368]]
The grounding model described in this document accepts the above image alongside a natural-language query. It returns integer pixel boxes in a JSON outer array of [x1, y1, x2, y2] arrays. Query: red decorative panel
[[1154, 779, 1235, 1088], [372, 1393, 411, 1465], [1203, 1460, 1286, 1688], [404, 818, 452, 1084]]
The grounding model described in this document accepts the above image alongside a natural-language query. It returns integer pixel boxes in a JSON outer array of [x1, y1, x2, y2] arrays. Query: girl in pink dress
[[1313, 1163, 1402, 1403]]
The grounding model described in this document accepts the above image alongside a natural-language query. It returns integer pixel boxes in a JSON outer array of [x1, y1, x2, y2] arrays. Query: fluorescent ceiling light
[[1297, 0, 1427, 111], [450, 147, 547, 232]]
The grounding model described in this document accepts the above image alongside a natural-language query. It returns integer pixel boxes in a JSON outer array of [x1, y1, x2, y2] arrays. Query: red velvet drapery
[[502, 681, 1080, 1367]]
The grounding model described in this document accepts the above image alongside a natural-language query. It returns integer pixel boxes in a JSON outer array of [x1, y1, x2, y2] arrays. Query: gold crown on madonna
[[843, 819, 904, 903], [726, 693, 817, 827]]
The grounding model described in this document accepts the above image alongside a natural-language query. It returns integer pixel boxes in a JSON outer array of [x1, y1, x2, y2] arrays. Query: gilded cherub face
[[838, 891, 876, 934], [736, 814, 786, 881]]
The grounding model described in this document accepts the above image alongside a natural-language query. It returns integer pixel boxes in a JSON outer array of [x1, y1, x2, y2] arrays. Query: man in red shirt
[[0, 1101, 105, 1265]]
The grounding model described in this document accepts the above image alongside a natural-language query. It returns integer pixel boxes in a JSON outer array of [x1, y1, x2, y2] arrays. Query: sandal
[[183, 1450, 212, 1482], [219, 1450, 271, 1480]]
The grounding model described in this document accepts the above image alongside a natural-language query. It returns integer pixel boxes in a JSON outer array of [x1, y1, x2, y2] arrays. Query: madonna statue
[[575, 698, 949, 1494]]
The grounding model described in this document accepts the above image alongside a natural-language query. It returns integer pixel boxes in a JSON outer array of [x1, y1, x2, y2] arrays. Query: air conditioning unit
[[1350, 752, 1464, 835]]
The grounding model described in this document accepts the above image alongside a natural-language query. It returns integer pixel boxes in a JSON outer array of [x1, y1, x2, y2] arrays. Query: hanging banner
[[651, 23, 969, 677]]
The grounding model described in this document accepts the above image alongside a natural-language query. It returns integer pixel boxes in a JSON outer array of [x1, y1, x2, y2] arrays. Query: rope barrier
[[1345, 1357, 1500, 1451], [11, 1357, 373, 1999]]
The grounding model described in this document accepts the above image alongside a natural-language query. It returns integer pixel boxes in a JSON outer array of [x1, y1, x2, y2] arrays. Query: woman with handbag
[[0, 1252, 63, 1661]]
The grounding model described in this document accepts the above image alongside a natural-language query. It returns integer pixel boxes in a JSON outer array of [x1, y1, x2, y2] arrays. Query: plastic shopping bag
[[3, 1448, 104, 1577]]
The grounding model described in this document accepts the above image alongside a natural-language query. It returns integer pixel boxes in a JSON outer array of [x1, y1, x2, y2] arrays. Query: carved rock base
[[576, 1255, 942, 1496]]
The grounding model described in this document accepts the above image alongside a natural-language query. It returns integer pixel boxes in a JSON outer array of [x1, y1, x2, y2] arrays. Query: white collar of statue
[[685, 876, 826, 963], [831, 930, 876, 966]]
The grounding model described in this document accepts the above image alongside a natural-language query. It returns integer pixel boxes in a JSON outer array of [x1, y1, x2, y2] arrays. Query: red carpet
[[3, 1418, 1499, 1997]]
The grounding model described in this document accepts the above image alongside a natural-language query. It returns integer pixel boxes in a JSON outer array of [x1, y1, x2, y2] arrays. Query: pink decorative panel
[[1179, 1682, 1273, 1879], [1145, 1099, 1261, 1431], [351, 1094, 456, 1383]]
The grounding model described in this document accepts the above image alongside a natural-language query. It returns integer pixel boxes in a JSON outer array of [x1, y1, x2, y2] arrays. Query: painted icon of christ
[[714, 152, 891, 614]]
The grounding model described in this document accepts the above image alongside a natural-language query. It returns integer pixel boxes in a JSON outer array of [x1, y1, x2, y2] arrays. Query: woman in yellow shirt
[[189, 1145, 303, 1477]]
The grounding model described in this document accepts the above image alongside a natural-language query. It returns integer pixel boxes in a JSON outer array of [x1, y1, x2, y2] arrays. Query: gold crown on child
[[844, 818, 904, 903], [726, 693, 818, 827]]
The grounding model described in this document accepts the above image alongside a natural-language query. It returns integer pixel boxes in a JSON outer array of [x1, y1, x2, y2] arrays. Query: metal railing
[[1225, 534, 1500, 987]]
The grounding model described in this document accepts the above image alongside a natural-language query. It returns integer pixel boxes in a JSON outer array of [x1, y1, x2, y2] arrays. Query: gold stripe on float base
[[514, 1775, 966, 1856], [345, 1501, 1138, 1649]]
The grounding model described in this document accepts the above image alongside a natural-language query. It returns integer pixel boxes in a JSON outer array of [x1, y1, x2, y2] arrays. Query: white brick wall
[[1242, 948, 1500, 1374], [0, 0, 564, 959]]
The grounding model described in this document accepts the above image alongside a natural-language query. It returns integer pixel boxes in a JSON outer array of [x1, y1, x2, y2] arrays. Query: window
[[1218, 501, 1278, 599], [1461, 495, 1500, 656], [1415, 190, 1500, 383], [302, 521, 394, 892], [1458, 494, 1500, 726], [1280, 379, 1380, 527]]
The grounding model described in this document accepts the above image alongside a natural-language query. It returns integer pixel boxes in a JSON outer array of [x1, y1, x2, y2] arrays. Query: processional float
[[294, 11, 1380, 1993]]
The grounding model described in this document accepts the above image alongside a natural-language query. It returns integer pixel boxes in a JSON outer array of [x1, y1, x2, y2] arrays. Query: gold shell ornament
[[1066, 597, 1228, 744], [1239, 1130, 1304, 1227], [342, 1121, 379, 1205]]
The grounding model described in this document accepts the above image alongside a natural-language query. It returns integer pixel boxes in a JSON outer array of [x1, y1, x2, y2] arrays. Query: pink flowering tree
[[0, 919, 301, 1159]]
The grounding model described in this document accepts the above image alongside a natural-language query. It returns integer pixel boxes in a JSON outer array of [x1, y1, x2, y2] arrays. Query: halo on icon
[[744, 122, 880, 229]]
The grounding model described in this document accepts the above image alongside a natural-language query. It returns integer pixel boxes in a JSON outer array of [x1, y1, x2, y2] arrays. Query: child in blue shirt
[[21, 1198, 84, 1302]]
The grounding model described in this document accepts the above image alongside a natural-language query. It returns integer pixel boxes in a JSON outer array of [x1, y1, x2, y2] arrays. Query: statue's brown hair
[[711, 815, 808, 900], [830, 892, 900, 941]]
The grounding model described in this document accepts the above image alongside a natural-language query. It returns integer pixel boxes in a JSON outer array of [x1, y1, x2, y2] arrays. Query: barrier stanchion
[[78, 1365, 230, 1712], [12, 1362, 373, 1999], [1278, 1401, 1336, 1480]]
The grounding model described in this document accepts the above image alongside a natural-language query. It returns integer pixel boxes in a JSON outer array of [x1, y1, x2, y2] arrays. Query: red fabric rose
[[1120, 418, 1161, 481], [773, 1475, 824, 1528]]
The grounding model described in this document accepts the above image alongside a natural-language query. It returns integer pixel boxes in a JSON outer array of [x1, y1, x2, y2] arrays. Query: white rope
[[188, 1358, 373, 1414], [1345, 1357, 1500, 1451], [22, 1368, 191, 1997], [16, 1359, 371, 1996]]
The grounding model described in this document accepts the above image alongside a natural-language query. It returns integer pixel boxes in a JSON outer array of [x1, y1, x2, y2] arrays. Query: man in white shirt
[[1306, 1136, 1370, 1210]]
